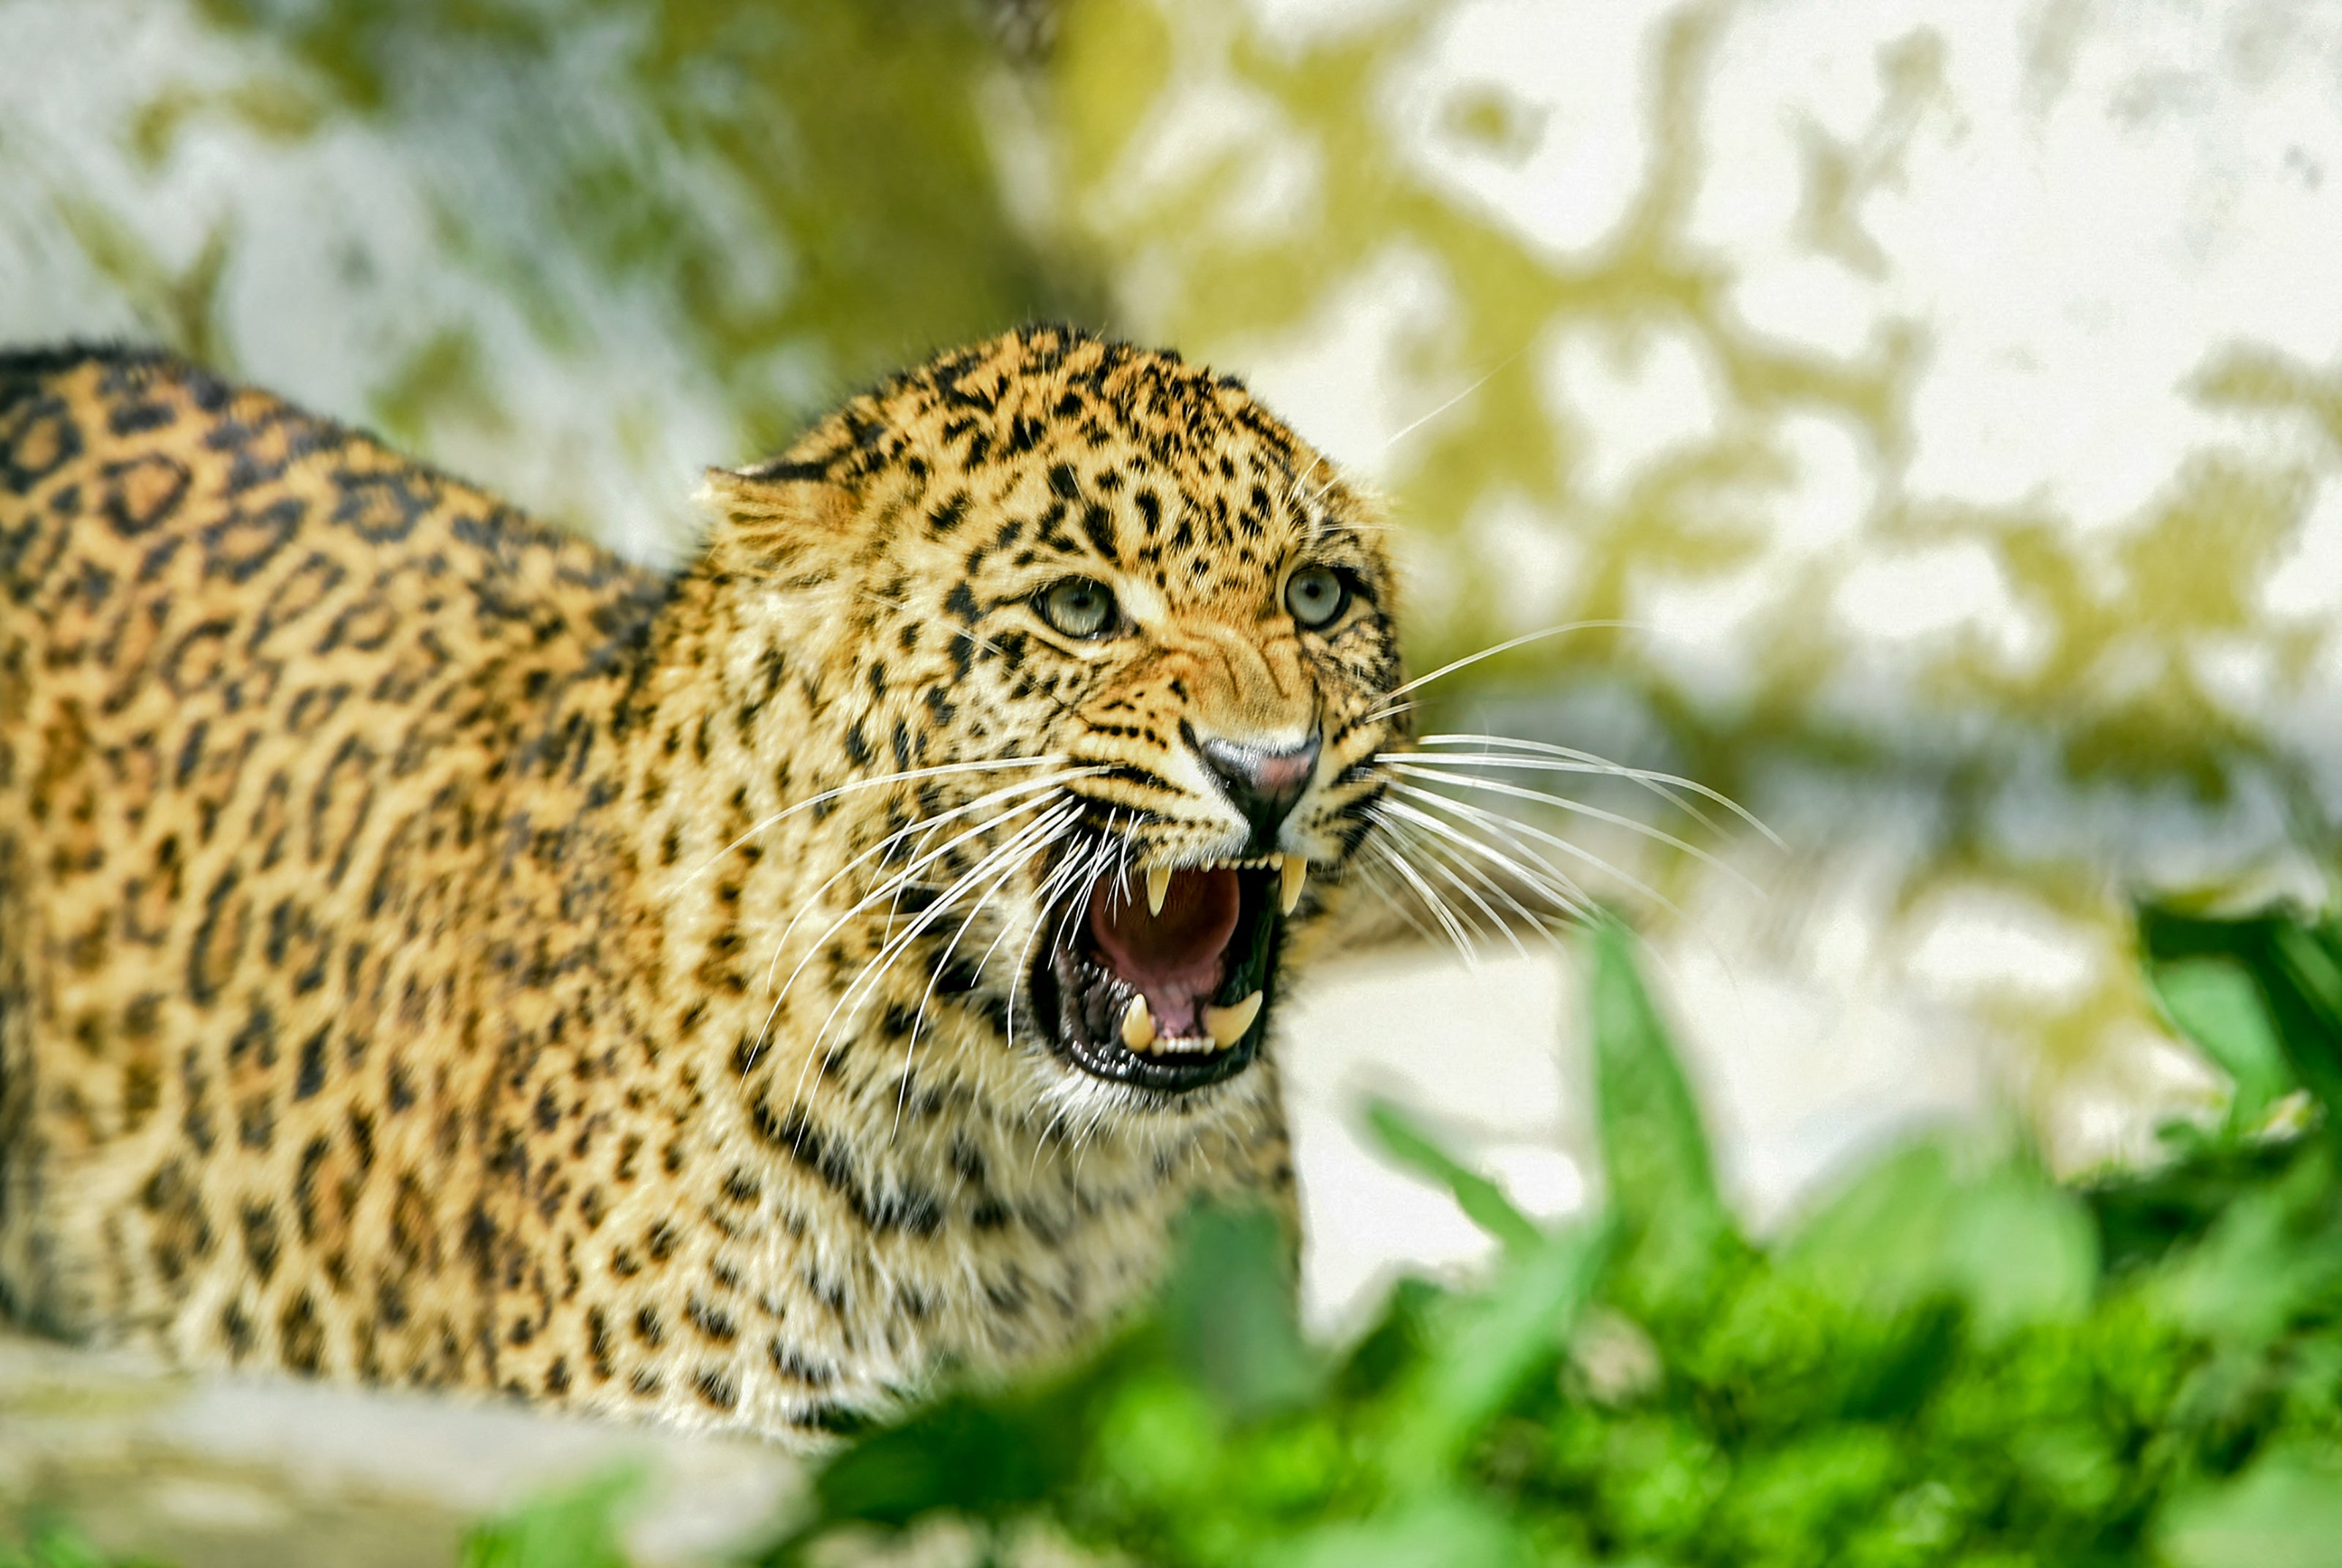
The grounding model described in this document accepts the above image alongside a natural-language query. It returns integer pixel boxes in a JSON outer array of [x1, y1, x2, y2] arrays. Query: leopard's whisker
[[1385, 762, 1757, 895], [1383, 816, 1532, 960], [1360, 621, 1642, 725], [1402, 749, 1735, 841], [891, 809, 1080, 1135], [1359, 341, 1533, 481], [673, 754, 1074, 890], [1375, 795, 1587, 941], [761, 785, 1067, 1032], [1388, 779, 1687, 924], [816, 803, 1081, 1068], [826, 805, 1077, 1045], [1379, 787, 1597, 915], [963, 828, 1088, 1049], [1360, 833, 1480, 967], [1384, 803, 1570, 944], [1006, 848, 1093, 1053], [842, 782, 1090, 934], [1410, 734, 1783, 847], [1050, 832, 1118, 961], [748, 788, 1081, 1079], [760, 769, 1104, 997], [1383, 791, 1599, 923], [1347, 854, 1446, 950]]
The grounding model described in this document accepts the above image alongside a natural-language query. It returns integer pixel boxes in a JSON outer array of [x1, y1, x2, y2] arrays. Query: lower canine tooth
[[1145, 866, 1171, 918], [1121, 994, 1157, 1051], [1279, 854, 1307, 915], [1202, 990, 1262, 1048]]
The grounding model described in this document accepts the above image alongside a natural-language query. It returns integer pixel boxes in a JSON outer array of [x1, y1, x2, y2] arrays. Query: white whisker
[[1372, 342, 1531, 462], [1376, 795, 1589, 937], [1385, 762, 1755, 893], [673, 754, 1072, 890], [750, 787, 1082, 1081], [1361, 834, 1478, 967], [818, 804, 1080, 1065], [1348, 855, 1445, 949], [1383, 817, 1531, 960], [1388, 779, 1687, 923], [1410, 734, 1782, 848], [1007, 848, 1093, 1052], [891, 807, 1080, 1134], [760, 769, 1102, 995], [1362, 622, 1640, 724]]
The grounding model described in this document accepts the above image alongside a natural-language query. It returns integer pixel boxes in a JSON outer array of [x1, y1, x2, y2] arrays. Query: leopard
[[0, 323, 1412, 1442]]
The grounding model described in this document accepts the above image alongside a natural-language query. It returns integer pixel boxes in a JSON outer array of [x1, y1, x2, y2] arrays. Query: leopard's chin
[[1029, 853, 1300, 1093]]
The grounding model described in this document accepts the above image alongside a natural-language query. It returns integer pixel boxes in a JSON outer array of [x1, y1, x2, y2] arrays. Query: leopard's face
[[708, 328, 1407, 1109]]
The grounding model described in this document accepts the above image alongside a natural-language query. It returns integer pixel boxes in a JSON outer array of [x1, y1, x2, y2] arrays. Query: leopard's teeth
[[1279, 853, 1307, 915], [1145, 866, 1171, 918], [1120, 994, 1156, 1051], [1202, 990, 1262, 1048]]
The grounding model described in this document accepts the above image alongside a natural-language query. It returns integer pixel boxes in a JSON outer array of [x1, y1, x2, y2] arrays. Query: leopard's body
[[0, 326, 1407, 1441]]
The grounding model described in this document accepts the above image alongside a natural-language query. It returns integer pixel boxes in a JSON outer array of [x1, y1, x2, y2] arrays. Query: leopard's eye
[[1284, 564, 1349, 629], [1037, 577, 1118, 639]]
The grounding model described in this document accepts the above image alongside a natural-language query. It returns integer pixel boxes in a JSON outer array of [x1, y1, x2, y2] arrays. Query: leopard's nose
[[1186, 724, 1322, 849]]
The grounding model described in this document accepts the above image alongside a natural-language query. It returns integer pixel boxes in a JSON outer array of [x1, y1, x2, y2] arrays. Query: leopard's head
[[702, 326, 1408, 1110]]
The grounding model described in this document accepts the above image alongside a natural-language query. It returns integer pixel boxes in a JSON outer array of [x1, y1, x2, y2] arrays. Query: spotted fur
[[0, 326, 1408, 1440]]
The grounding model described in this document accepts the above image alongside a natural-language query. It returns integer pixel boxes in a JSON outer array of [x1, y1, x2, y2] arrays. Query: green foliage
[[760, 909, 2342, 1566], [0, 1525, 172, 1568], [460, 1468, 642, 1568], [2140, 904, 2342, 1149]]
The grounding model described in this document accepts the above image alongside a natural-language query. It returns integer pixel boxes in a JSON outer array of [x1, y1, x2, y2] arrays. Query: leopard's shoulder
[[0, 344, 670, 672]]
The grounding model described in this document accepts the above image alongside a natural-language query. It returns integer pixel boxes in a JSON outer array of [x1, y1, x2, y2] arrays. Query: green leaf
[[2145, 1174, 2342, 1348], [1364, 1098, 1544, 1255], [2265, 924, 2342, 1133], [2151, 955, 2294, 1128], [1780, 1142, 1962, 1305], [1158, 1204, 1318, 1416], [1587, 918, 1735, 1304], [804, 1395, 1076, 1531], [0, 1523, 172, 1568], [1266, 1492, 1544, 1568], [2159, 1453, 2342, 1568], [460, 1468, 640, 1568], [1783, 1142, 2095, 1340], [1383, 1223, 1609, 1481], [2138, 906, 2342, 1144], [1941, 1164, 2098, 1339]]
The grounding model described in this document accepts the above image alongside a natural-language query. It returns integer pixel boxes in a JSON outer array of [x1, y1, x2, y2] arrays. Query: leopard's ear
[[695, 460, 856, 581]]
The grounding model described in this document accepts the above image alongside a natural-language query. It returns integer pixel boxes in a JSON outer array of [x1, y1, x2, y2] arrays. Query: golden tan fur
[[0, 326, 1407, 1440]]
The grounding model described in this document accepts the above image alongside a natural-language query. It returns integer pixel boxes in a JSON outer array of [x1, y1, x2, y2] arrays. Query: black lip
[[1032, 862, 1284, 1093]]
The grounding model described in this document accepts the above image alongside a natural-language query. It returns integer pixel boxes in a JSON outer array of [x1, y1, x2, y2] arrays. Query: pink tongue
[[1088, 868, 1241, 1038]]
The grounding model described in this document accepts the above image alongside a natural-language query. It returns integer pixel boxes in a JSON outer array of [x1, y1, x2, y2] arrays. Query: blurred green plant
[[0, 1524, 171, 1568], [460, 1468, 642, 1568], [746, 907, 2342, 1567]]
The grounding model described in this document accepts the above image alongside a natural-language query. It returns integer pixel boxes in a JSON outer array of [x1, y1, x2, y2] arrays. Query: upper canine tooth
[[1279, 854, 1307, 915], [1145, 866, 1172, 918], [1121, 994, 1157, 1051], [1202, 990, 1262, 1048]]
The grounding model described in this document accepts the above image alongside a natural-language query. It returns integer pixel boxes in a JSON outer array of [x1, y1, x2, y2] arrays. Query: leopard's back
[[0, 347, 666, 1370]]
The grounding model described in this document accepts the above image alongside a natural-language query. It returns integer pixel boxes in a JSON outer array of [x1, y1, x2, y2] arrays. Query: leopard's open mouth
[[1032, 853, 1305, 1092]]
